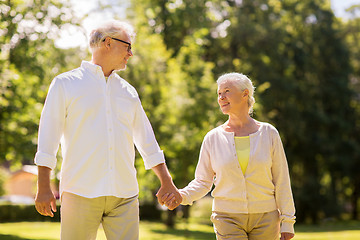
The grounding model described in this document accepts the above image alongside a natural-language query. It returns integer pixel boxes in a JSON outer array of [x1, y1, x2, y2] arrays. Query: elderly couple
[[34, 20, 295, 240]]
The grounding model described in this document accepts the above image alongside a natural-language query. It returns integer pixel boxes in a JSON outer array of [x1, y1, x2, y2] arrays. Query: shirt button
[[109, 128, 112, 132]]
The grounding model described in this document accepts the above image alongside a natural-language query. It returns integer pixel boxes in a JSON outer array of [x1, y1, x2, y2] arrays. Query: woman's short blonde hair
[[217, 72, 256, 114], [89, 20, 136, 50]]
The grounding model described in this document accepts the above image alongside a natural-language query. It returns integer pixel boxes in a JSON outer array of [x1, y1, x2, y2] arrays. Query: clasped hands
[[156, 186, 182, 210]]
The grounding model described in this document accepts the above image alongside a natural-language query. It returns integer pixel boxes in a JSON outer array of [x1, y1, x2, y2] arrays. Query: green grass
[[0, 221, 215, 240], [294, 221, 360, 240], [0, 221, 360, 240]]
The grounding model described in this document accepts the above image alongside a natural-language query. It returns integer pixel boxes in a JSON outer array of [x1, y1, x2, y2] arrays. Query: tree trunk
[[352, 177, 360, 220], [165, 209, 177, 228]]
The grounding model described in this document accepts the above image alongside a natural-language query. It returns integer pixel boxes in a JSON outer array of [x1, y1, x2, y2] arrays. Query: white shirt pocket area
[[114, 97, 136, 127]]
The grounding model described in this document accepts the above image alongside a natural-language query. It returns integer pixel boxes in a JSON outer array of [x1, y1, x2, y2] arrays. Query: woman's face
[[217, 80, 248, 115]]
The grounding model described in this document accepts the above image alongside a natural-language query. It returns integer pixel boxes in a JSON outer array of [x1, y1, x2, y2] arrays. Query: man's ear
[[103, 37, 111, 49]]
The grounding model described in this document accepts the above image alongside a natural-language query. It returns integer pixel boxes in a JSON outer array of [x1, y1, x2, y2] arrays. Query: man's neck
[[91, 58, 112, 77]]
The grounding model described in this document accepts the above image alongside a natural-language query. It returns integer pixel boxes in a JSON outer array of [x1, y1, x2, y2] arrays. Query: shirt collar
[[81, 60, 117, 80], [81, 61, 121, 82], [81, 61, 102, 74]]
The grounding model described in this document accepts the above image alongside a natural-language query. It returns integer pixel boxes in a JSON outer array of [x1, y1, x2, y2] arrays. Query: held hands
[[159, 192, 182, 210], [156, 184, 182, 210], [152, 163, 182, 210]]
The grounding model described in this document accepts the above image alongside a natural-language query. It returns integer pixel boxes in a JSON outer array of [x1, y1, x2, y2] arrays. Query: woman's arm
[[180, 137, 215, 205], [271, 129, 296, 235]]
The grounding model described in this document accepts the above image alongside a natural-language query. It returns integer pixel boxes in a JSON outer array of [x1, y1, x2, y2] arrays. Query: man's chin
[[114, 65, 127, 72]]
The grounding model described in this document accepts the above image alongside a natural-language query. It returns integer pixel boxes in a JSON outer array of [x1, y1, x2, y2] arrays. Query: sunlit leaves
[[128, 0, 360, 223], [0, 0, 83, 168]]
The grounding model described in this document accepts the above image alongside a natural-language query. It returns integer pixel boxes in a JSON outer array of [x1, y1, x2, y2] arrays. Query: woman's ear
[[243, 89, 249, 97]]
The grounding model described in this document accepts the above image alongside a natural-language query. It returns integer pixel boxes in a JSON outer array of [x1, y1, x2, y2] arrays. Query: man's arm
[[152, 163, 182, 210], [34, 166, 57, 217]]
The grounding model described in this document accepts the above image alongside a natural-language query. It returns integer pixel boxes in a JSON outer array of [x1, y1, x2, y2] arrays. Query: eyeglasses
[[103, 37, 132, 53]]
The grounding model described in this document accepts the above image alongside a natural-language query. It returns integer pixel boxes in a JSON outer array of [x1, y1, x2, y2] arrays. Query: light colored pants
[[60, 192, 139, 240], [211, 210, 280, 240]]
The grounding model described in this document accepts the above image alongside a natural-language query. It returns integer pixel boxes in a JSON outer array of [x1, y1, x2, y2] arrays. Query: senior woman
[[163, 73, 295, 240]]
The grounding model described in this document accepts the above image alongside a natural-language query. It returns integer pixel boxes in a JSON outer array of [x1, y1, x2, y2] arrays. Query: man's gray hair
[[217, 72, 256, 114], [89, 20, 136, 49]]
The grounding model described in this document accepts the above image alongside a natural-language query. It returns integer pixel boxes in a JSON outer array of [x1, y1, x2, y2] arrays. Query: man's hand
[[35, 189, 57, 217], [159, 192, 182, 210], [152, 163, 182, 210], [281, 232, 295, 240], [156, 186, 182, 210], [35, 166, 57, 217]]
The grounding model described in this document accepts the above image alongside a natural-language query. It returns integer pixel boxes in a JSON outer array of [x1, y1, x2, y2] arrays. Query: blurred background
[[0, 0, 360, 233]]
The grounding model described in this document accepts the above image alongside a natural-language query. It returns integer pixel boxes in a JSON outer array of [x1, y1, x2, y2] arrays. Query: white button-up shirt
[[34, 61, 165, 198]]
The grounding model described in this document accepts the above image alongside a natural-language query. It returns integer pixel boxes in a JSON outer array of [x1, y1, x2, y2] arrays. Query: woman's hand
[[158, 192, 182, 210], [280, 232, 294, 240]]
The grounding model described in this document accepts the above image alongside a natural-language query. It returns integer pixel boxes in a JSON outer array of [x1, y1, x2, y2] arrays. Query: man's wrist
[[160, 175, 174, 186]]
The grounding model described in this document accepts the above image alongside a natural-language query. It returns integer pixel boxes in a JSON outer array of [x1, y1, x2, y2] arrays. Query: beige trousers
[[211, 210, 280, 240], [60, 192, 139, 240]]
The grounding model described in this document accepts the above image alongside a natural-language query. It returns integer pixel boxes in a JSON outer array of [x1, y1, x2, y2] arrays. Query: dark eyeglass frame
[[103, 37, 132, 52]]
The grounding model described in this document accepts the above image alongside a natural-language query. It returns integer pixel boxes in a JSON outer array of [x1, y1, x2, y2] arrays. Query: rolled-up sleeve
[[133, 100, 165, 170], [34, 78, 66, 170]]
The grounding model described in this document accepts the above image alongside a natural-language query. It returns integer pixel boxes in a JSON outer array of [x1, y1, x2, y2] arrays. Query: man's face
[[108, 32, 133, 71]]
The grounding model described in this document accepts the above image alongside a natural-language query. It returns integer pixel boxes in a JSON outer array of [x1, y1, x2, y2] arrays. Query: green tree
[[0, 167, 10, 196], [140, 0, 213, 56], [125, 0, 224, 227], [119, 14, 174, 203], [0, 0, 84, 169], [341, 4, 360, 220], [128, 0, 359, 223], [204, 0, 356, 222]]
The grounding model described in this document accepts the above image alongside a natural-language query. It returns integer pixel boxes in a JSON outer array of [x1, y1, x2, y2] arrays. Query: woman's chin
[[220, 109, 229, 115]]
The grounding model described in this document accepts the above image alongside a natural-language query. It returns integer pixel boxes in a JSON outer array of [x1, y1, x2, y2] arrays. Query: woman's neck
[[228, 113, 252, 127], [223, 114, 259, 136]]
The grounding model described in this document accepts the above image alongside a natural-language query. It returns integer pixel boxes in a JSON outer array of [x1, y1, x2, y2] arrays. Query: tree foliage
[[123, 4, 222, 204], [1, 0, 360, 225], [341, 4, 360, 220], [125, 0, 360, 223], [0, 0, 83, 169]]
